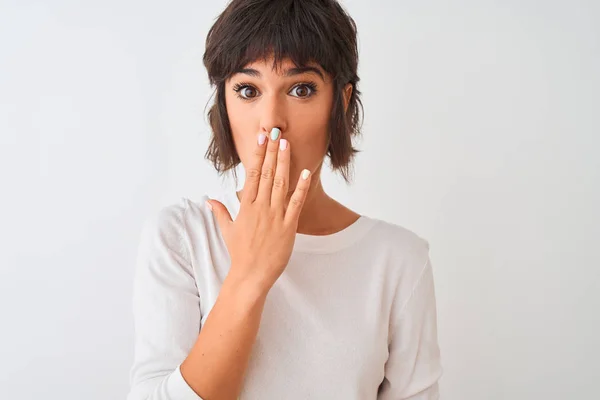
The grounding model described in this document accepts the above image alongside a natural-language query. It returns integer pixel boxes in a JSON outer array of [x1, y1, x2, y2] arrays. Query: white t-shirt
[[127, 187, 442, 400]]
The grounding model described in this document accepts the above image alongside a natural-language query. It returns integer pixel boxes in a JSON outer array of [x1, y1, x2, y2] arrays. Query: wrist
[[223, 270, 271, 300]]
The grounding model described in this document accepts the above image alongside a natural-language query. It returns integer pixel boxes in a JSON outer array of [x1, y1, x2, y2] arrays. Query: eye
[[232, 81, 319, 101], [232, 83, 258, 100], [289, 82, 318, 98]]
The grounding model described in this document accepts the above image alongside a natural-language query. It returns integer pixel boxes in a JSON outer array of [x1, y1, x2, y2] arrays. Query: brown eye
[[241, 87, 257, 99], [233, 83, 259, 100], [289, 83, 317, 99], [294, 86, 309, 97]]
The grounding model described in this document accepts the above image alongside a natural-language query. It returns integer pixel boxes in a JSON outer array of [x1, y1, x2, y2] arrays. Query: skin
[[225, 55, 361, 235]]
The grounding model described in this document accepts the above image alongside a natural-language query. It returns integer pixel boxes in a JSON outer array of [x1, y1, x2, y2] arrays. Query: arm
[[127, 204, 269, 400], [180, 273, 269, 400], [377, 245, 443, 399]]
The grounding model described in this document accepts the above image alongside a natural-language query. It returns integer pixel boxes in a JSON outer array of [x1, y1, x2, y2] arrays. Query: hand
[[206, 127, 312, 291]]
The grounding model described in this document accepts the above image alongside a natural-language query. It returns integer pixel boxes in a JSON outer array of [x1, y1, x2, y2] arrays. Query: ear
[[343, 83, 353, 113]]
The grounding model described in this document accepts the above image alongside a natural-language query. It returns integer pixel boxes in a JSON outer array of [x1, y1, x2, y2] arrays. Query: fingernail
[[280, 139, 288, 151], [205, 200, 213, 211], [270, 127, 280, 141], [258, 133, 267, 145], [301, 169, 310, 180]]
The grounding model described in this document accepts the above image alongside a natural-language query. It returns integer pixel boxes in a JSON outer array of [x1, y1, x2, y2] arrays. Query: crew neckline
[[221, 188, 377, 254]]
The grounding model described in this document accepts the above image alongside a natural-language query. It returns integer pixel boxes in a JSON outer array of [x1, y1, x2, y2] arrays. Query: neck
[[293, 171, 332, 233]]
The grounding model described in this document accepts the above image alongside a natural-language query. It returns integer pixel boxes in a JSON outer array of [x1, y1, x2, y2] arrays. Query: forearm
[[180, 271, 270, 400]]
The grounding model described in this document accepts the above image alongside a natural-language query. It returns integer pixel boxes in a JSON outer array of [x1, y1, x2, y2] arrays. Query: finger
[[284, 168, 311, 225], [271, 138, 290, 211], [256, 127, 281, 204], [206, 199, 233, 235], [241, 132, 268, 204]]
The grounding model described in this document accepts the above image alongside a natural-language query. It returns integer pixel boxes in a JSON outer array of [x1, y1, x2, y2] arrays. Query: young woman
[[127, 0, 442, 399]]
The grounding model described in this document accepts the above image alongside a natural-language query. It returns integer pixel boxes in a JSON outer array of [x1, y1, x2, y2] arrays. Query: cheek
[[290, 102, 331, 155], [225, 95, 254, 165], [225, 96, 244, 129]]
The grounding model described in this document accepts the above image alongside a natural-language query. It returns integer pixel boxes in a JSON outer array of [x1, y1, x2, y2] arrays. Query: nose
[[259, 92, 287, 136]]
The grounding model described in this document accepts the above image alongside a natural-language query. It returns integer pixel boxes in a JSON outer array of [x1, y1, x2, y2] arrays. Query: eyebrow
[[232, 66, 325, 81]]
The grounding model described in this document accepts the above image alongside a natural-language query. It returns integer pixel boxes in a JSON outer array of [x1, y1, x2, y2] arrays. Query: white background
[[1, 0, 598, 399]]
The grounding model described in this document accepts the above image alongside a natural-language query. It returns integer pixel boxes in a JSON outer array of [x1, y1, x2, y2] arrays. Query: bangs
[[204, 0, 351, 85]]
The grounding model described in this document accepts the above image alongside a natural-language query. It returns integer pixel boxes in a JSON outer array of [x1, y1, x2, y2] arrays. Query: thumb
[[205, 198, 233, 231]]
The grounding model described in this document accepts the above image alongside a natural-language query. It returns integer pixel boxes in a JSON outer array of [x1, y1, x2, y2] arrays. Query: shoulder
[[135, 196, 218, 274], [360, 218, 437, 320], [139, 196, 214, 242], [363, 216, 432, 288], [366, 217, 430, 260]]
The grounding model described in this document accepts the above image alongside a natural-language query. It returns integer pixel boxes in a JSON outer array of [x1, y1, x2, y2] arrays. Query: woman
[[127, 0, 442, 399]]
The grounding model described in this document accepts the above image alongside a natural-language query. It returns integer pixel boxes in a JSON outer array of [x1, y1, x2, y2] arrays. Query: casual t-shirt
[[127, 187, 442, 400]]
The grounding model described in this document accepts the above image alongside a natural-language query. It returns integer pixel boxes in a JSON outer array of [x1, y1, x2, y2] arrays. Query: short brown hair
[[203, 0, 364, 184]]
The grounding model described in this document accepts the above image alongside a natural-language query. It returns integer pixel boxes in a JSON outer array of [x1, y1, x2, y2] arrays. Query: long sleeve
[[378, 245, 443, 400], [127, 204, 204, 400]]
